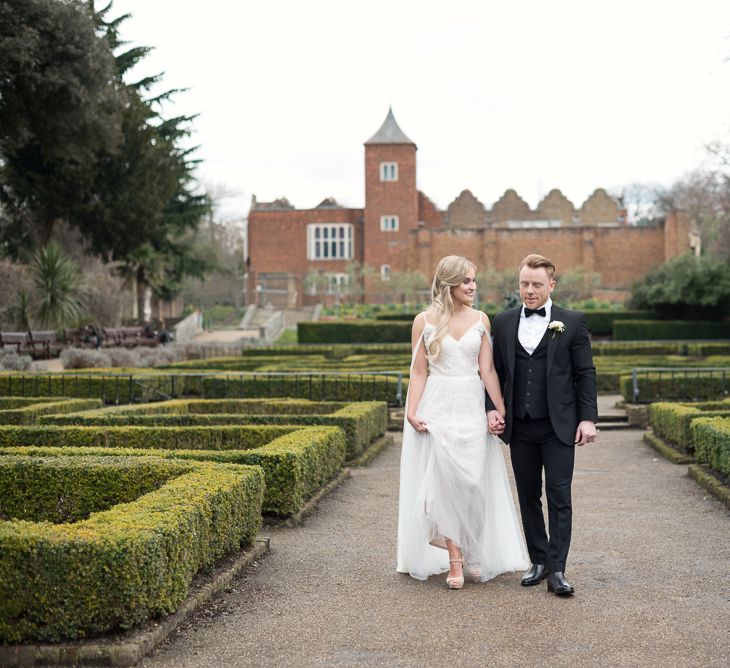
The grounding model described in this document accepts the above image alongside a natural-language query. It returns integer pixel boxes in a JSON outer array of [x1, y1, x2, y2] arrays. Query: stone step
[[596, 421, 633, 430], [598, 414, 628, 422]]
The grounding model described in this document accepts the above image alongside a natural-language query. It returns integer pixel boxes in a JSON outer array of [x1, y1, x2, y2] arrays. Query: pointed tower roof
[[365, 107, 416, 146]]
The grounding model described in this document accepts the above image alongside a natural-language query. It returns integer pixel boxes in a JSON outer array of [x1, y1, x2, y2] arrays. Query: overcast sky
[[114, 0, 730, 220]]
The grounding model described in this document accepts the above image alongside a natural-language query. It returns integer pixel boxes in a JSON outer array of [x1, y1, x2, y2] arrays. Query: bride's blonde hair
[[426, 255, 477, 362]]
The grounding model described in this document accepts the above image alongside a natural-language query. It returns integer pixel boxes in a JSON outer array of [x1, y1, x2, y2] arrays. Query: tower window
[[380, 265, 391, 281], [380, 162, 398, 181], [380, 215, 399, 231]]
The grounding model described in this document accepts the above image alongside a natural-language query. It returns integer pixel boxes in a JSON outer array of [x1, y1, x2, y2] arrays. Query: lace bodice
[[423, 319, 486, 377]]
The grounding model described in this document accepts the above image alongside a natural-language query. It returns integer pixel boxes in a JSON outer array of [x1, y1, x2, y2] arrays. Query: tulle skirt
[[396, 374, 529, 581]]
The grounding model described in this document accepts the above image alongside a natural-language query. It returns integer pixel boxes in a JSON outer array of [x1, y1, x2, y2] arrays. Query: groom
[[486, 253, 597, 596]]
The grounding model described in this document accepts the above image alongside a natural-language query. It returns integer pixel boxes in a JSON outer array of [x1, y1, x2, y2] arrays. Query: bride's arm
[[406, 314, 429, 432], [478, 314, 506, 416]]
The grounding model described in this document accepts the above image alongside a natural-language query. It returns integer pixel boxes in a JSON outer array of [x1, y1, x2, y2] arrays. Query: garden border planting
[[0, 398, 103, 425], [0, 425, 346, 516], [0, 455, 264, 643], [39, 399, 387, 460], [649, 400, 730, 451]]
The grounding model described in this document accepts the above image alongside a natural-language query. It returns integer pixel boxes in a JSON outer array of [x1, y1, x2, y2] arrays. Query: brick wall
[[409, 220, 681, 300], [247, 207, 362, 305]]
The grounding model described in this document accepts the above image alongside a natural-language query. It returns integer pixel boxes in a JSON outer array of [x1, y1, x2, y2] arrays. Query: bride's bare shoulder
[[414, 308, 437, 328], [477, 310, 492, 333]]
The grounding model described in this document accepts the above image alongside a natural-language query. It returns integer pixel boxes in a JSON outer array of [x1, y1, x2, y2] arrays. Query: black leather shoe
[[521, 563, 547, 587], [546, 572, 575, 596]]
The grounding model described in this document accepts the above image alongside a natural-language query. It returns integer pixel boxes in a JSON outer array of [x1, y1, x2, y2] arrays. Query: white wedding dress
[[396, 315, 529, 581]]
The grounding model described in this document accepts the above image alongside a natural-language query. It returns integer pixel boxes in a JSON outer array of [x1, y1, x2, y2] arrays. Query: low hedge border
[[0, 455, 264, 643], [648, 401, 730, 452], [0, 374, 164, 403], [0, 425, 347, 516], [620, 373, 730, 403], [642, 432, 694, 465], [0, 455, 182, 523], [40, 399, 387, 460], [194, 374, 404, 403], [0, 424, 296, 451], [298, 320, 412, 344], [689, 417, 730, 479], [0, 539, 270, 667], [0, 396, 77, 409], [0, 398, 103, 425], [687, 464, 730, 509], [613, 320, 730, 341]]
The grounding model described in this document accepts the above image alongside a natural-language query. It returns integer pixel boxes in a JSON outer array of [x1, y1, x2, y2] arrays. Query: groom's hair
[[519, 253, 556, 279]]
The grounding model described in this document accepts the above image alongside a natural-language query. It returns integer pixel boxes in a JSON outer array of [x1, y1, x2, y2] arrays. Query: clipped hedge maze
[[647, 400, 730, 480], [0, 397, 103, 424], [620, 372, 730, 403], [649, 400, 730, 452], [39, 398, 387, 460], [690, 417, 730, 479], [0, 455, 264, 642], [0, 424, 346, 517]]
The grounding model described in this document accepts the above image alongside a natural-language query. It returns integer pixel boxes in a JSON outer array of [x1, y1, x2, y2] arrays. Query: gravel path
[[142, 428, 730, 667]]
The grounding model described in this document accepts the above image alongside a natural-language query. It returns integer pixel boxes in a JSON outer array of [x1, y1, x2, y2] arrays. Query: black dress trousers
[[509, 416, 575, 573]]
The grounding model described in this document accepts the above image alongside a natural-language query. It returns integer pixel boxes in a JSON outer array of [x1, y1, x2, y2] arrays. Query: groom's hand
[[487, 410, 505, 435], [575, 420, 597, 446]]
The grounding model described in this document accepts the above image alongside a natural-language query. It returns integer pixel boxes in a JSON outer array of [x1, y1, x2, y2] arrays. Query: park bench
[[102, 326, 158, 347], [28, 330, 63, 359], [0, 331, 32, 354], [63, 328, 100, 349]]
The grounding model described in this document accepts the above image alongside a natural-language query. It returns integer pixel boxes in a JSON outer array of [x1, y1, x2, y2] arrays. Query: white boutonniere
[[548, 320, 566, 339]]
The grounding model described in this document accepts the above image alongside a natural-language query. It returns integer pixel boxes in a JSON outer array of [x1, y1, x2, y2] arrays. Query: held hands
[[575, 420, 598, 446], [487, 410, 506, 435], [407, 414, 428, 433]]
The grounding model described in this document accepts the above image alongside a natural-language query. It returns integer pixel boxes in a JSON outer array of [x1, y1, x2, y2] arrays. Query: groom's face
[[519, 266, 556, 309]]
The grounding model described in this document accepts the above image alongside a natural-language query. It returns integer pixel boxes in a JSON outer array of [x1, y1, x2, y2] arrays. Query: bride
[[396, 255, 529, 588]]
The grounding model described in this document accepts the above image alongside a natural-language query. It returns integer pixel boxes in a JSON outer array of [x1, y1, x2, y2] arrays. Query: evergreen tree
[[83, 1, 209, 318], [0, 0, 123, 253]]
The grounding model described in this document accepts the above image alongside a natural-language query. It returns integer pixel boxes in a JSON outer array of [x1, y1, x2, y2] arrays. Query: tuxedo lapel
[[505, 307, 520, 380], [546, 305, 563, 374]]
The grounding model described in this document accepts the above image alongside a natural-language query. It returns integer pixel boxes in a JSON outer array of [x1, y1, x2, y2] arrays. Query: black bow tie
[[524, 306, 546, 318]]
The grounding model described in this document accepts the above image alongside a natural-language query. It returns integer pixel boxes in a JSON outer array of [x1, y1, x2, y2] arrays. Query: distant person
[[397, 255, 528, 589], [83, 324, 100, 349], [158, 319, 172, 345]]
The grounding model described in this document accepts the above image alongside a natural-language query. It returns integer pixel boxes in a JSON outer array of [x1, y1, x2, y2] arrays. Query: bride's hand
[[487, 410, 505, 435], [407, 414, 428, 433]]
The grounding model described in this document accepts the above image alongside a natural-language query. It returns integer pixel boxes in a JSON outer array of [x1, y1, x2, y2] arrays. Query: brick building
[[247, 109, 692, 307]]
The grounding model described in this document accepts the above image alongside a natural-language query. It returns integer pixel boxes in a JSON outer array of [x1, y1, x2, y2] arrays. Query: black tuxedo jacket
[[486, 304, 598, 446]]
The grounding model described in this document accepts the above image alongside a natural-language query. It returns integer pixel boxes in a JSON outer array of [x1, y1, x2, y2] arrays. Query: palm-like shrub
[[31, 242, 83, 328]]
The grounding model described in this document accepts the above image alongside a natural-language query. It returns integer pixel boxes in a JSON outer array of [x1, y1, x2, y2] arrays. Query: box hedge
[[0, 373, 164, 403], [0, 425, 346, 517], [0, 398, 103, 425], [0, 455, 264, 642], [298, 320, 412, 343], [0, 455, 180, 523], [613, 320, 730, 341], [0, 372, 406, 403], [194, 373, 404, 403], [620, 372, 730, 403], [689, 417, 730, 478], [649, 401, 730, 451], [0, 424, 296, 451], [40, 399, 387, 460]]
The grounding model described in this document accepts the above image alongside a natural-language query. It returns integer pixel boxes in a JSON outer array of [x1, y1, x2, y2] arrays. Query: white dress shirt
[[518, 297, 552, 355]]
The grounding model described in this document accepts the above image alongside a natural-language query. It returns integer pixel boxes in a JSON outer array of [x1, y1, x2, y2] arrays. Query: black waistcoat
[[513, 329, 549, 419]]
